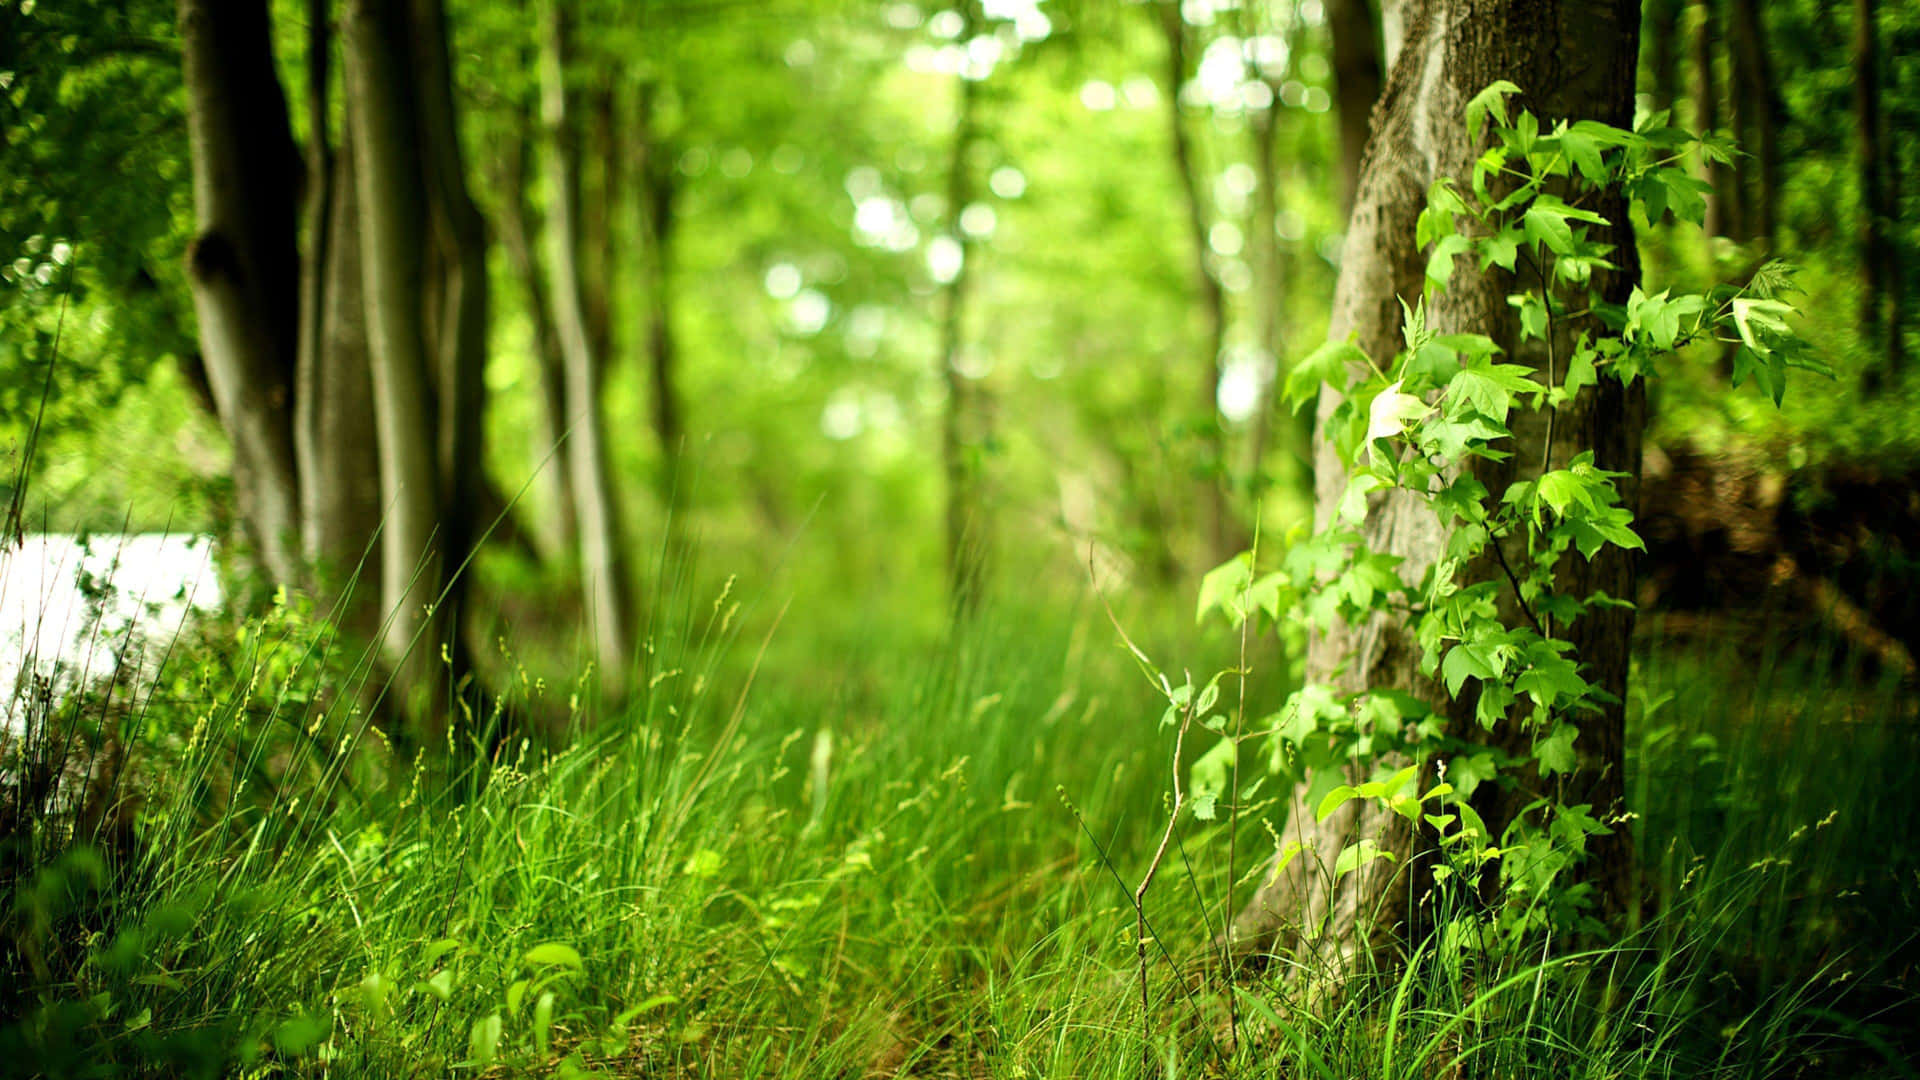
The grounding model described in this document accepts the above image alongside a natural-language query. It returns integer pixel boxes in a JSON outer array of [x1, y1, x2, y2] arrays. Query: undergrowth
[[1, 570, 1915, 1078]]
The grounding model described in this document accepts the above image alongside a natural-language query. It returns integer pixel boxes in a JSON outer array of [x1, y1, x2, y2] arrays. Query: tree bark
[[1644, 0, 1683, 111], [1855, 0, 1904, 382], [296, 121, 383, 628], [409, 0, 491, 620], [583, 79, 618, 376], [543, 0, 635, 690], [636, 81, 686, 518], [1327, 0, 1385, 215], [177, 0, 304, 587], [1156, 0, 1234, 565], [342, 0, 451, 724], [1724, 0, 1776, 246], [1691, 0, 1732, 240], [495, 95, 580, 561], [940, 1, 988, 616], [1244, 87, 1287, 490], [1228, 0, 1644, 973]]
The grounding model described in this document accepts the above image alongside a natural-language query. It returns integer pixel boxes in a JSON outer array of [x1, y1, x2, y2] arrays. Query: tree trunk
[[342, 0, 451, 726], [1644, 0, 1683, 111], [1327, 0, 1385, 215], [296, 121, 383, 629], [1725, 0, 1777, 247], [1855, 0, 1904, 382], [496, 97, 581, 561], [636, 81, 685, 516], [543, 0, 635, 691], [1228, 0, 1644, 973], [409, 0, 491, 628], [1243, 79, 1291, 493], [177, 0, 304, 587], [583, 80, 618, 376], [1691, 0, 1731, 240], [940, 2, 988, 616], [1156, 0, 1234, 565]]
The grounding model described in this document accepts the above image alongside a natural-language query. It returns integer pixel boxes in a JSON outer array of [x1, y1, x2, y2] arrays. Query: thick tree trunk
[[1156, 0, 1234, 565], [343, 0, 451, 725], [1326, 0, 1384, 215], [543, 1, 635, 690], [1855, 0, 1904, 382], [296, 124, 383, 627], [1228, 0, 1643, 972], [292, 3, 382, 630], [409, 0, 490, 616], [177, 0, 304, 587]]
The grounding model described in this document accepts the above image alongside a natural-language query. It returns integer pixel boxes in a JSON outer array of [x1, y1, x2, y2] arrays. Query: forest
[[2, 0, 1917, 1075]]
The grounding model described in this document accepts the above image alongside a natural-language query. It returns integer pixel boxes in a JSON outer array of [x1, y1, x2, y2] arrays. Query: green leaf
[[1285, 339, 1370, 411], [1447, 752, 1501, 802], [1480, 227, 1521, 271], [469, 1013, 504, 1066], [1523, 203, 1575, 255], [1559, 122, 1610, 184], [417, 968, 455, 1002], [273, 1013, 329, 1057], [1334, 839, 1397, 881], [524, 942, 584, 970], [1197, 553, 1252, 622], [1730, 297, 1792, 355], [1442, 642, 1499, 696], [1465, 80, 1523, 142], [1534, 722, 1579, 776], [1318, 785, 1359, 822], [1425, 232, 1473, 293], [1190, 737, 1236, 809], [534, 991, 556, 1056], [1447, 362, 1540, 422]]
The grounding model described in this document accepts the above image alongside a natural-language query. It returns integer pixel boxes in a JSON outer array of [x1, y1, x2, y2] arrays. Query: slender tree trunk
[[177, 0, 304, 587], [1244, 84, 1289, 491], [543, 0, 634, 690], [940, 1, 988, 616], [1691, 0, 1731, 239], [583, 80, 618, 375], [1327, 0, 1384, 215], [342, 0, 450, 726], [1228, 0, 1644, 972], [636, 81, 685, 516], [1725, 0, 1777, 247], [496, 100, 580, 560], [1855, 0, 1904, 382], [1156, 0, 1234, 565]]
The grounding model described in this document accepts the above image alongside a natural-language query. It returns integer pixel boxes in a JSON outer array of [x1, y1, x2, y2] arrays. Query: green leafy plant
[[1201, 84, 1823, 955]]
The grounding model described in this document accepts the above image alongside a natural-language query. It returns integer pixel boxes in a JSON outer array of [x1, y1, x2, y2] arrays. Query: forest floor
[[3, 573, 1918, 1077]]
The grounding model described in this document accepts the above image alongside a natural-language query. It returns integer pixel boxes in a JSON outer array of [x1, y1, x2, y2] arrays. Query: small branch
[[1135, 693, 1191, 1070], [1488, 531, 1548, 638]]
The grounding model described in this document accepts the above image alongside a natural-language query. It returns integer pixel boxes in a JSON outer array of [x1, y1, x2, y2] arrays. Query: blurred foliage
[[0, 0, 1912, 638]]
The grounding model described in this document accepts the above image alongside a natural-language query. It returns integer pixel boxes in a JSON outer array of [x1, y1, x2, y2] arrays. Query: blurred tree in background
[[2, 0, 1916, 702]]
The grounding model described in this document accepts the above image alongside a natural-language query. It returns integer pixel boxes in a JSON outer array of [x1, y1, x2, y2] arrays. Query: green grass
[[3, 577, 1917, 1078]]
